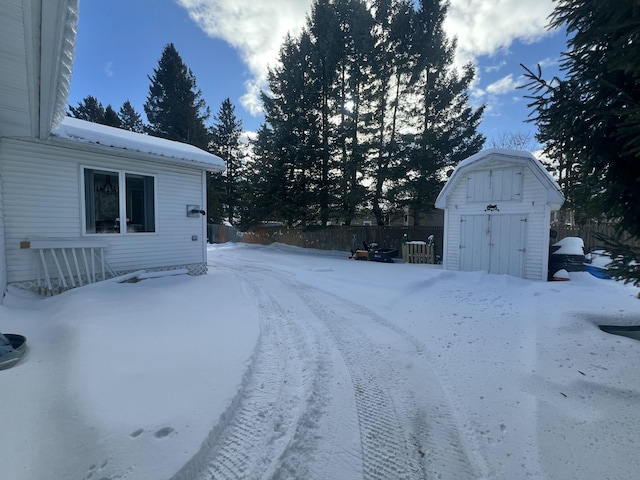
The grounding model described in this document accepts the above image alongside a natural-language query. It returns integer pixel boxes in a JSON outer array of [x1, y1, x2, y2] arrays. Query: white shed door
[[460, 214, 527, 277]]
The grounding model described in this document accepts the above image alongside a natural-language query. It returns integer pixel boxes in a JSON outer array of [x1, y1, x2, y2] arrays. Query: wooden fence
[[242, 225, 444, 257], [402, 242, 436, 264], [208, 224, 242, 244], [211, 222, 638, 256], [553, 224, 640, 251]]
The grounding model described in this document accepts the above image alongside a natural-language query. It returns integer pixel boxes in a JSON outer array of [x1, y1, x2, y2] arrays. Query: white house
[[435, 149, 564, 281], [0, 0, 224, 297]]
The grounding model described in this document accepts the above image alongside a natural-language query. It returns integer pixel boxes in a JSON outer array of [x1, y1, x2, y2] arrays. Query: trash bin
[[548, 237, 585, 280]]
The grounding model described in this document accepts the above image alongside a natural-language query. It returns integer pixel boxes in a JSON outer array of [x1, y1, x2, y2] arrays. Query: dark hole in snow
[[599, 325, 640, 341]]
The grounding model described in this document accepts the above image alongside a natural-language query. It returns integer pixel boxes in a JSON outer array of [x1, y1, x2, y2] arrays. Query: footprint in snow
[[154, 426, 175, 438]]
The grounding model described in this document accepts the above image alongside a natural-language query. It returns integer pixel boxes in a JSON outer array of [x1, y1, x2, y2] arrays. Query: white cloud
[[538, 55, 561, 69], [444, 0, 556, 67], [177, 0, 556, 119], [105, 61, 114, 77], [486, 74, 518, 95], [177, 0, 312, 115], [484, 60, 506, 73]]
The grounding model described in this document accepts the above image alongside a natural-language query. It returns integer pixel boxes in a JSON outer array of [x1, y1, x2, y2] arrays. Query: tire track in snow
[[197, 253, 489, 479], [171, 272, 329, 480], [289, 281, 490, 480]]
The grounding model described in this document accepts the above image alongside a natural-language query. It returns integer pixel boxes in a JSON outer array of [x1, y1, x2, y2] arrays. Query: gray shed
[[435, 149, 564, 280]]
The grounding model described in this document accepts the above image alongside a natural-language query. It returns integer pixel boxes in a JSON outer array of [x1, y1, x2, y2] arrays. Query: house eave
[[41, 135, 226, 172]]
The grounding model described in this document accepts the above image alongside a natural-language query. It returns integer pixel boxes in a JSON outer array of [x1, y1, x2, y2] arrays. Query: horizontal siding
[[0, 141, 6, 293], [1, 138, 207, 283], [0, 0, 33, 137]]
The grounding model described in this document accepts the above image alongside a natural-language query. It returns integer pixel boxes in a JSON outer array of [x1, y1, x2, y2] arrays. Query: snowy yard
[[1, 243, 639, 480]]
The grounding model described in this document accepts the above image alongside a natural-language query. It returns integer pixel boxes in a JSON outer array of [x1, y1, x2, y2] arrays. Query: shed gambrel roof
[[435, 149, 565, 210]]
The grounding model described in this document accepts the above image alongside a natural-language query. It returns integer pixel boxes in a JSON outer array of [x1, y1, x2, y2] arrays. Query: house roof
[[435, 149, 565, 210], [51, 117, 225, 172], [0, 0, 78, 139]]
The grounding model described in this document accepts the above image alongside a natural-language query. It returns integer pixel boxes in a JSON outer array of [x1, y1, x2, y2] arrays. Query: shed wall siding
[[441, 164, 550, 280], [1, 138, 208, 284], [0, 141, 7, 294]]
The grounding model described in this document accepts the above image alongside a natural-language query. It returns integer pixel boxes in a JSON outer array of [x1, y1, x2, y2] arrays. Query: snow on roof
[[435, 148, 564, 209], [51, 117, 225, 172]]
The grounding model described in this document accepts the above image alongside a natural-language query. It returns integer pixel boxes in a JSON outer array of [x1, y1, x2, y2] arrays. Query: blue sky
[[68, 0, 567, 146]]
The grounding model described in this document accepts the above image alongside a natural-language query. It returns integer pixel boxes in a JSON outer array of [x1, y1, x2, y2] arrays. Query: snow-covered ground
[[1, 243, 639, 480]]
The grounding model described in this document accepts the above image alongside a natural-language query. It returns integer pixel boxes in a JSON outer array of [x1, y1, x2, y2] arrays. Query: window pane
[[85, 169, 120, 234], [126, 174, 155, 233]]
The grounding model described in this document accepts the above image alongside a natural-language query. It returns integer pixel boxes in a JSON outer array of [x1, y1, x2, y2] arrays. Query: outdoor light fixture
[[187, 205, 206, 217]]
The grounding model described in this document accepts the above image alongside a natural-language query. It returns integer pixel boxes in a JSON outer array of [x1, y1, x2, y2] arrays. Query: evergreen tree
[[251, 0, 483, 227], [522, 0, 640, 285], [367, 0, 415, 226], [68, 95, 106, 123], [206, 172, 226, 225], [308, 0, 342, 226], [396, 0, 484, 226], [102, 105, 122, 128], [144, 43, 209, 148], [119, 100, 145, 132], [243, 123, 288, 227], [333, 0, 375, 225], [256, 33, 325, 227], [209, 98, 244, 223]]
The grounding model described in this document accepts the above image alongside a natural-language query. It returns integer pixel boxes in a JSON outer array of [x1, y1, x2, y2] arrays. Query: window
[[125, 173, 155, 232], [84, 168, 156, 234]]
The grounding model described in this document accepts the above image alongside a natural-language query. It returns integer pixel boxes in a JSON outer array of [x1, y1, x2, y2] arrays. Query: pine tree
[[144, 43, 209, 148], [396, 0, 484, 226], [522, 0, 640, 285], [206, 172, 226, 225], [68, 95, 106, 123], [333, 0, 375, 225], [209, 98, 244, 223], [308, 0, 342, 226], [367, 0, 415, 226], [256, 33, 325, 227], [102, 105, 122, 128], [119, 100, 144, 132], [243, 123, 288, 227], [251, 0, 483, 227]]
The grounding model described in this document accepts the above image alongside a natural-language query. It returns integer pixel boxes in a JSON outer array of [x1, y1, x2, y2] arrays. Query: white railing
[[22, 239, 117, 295]]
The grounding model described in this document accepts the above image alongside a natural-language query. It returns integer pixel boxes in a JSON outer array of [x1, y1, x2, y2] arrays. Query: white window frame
[[81, 165, 158, 236]]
